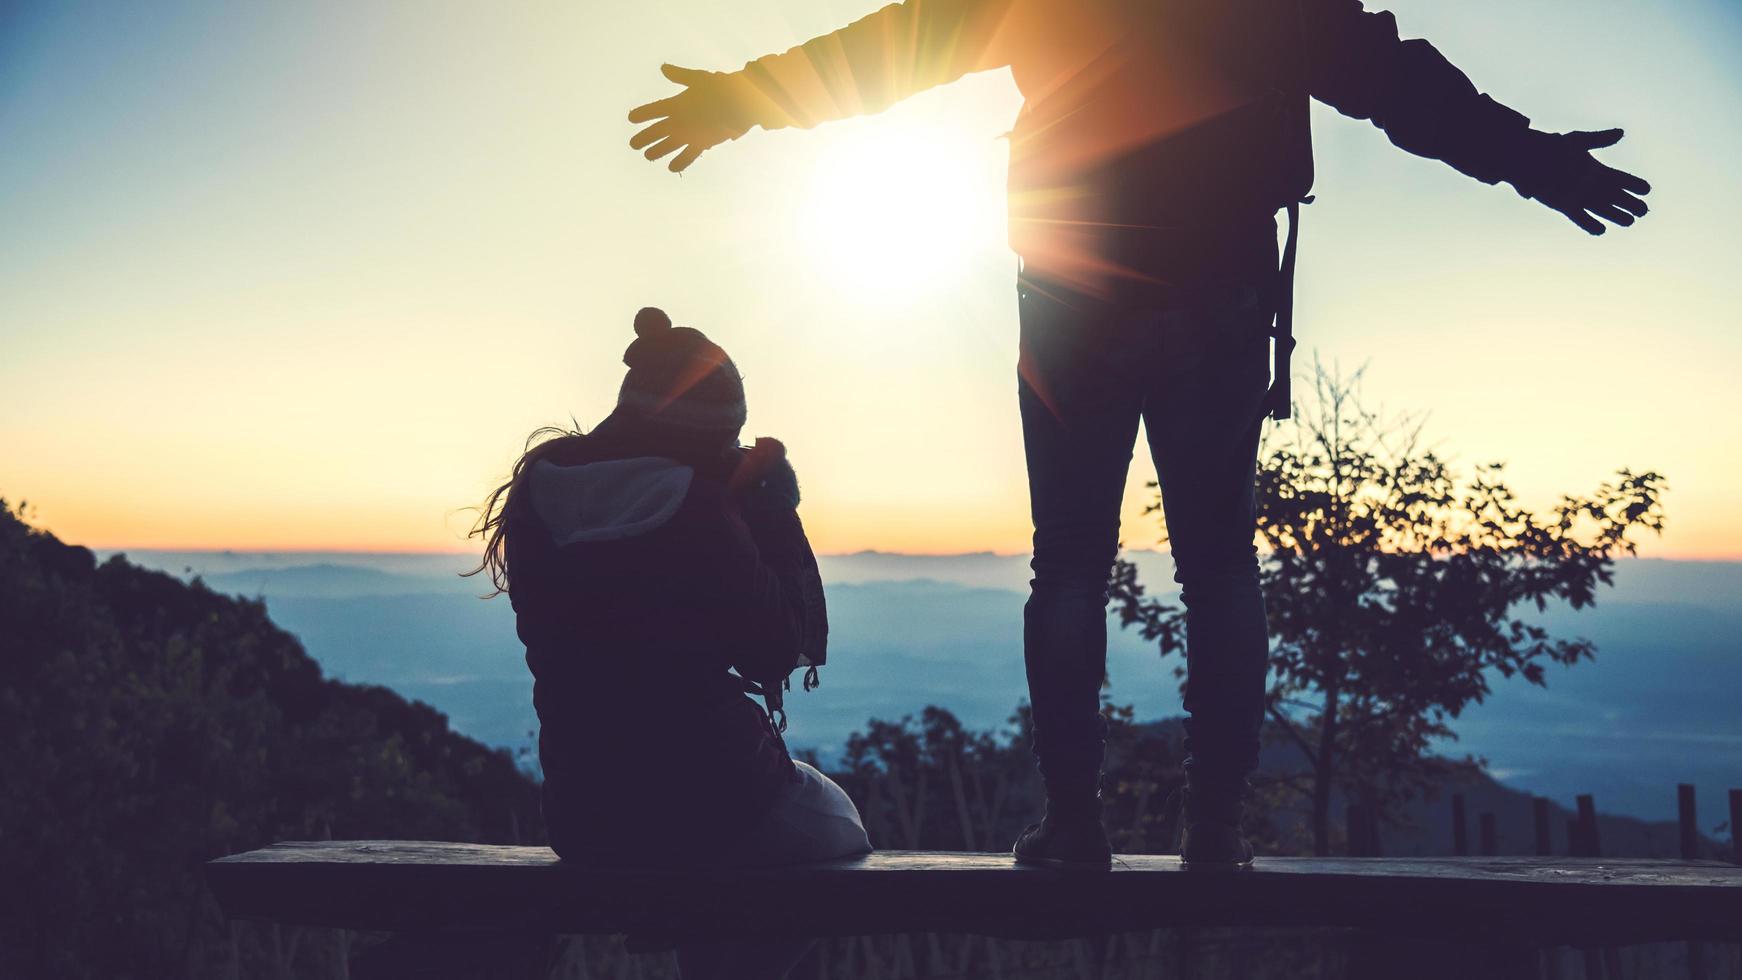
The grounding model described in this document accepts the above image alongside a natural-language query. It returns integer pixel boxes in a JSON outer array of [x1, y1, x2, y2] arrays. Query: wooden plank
[[206, 843, 1742, 948]]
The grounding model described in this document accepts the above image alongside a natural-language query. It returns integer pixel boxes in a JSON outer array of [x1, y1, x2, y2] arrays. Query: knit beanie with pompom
[[611, 307, 746, 435]]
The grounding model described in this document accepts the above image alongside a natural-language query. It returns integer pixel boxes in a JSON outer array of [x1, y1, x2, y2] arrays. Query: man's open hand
[[628, 64, 756, 173], [1527, 129, 1651, 236]]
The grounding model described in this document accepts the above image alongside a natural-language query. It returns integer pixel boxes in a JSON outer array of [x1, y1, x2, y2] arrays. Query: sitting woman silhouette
[[471, 307, 870, 979]]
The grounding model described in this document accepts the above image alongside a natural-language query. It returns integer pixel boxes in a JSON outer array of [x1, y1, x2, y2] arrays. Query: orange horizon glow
[[72, 540, 1742, 564]]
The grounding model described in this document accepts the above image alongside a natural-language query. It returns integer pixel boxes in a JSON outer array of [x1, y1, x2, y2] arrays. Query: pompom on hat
[[611, 307, 747, 434]]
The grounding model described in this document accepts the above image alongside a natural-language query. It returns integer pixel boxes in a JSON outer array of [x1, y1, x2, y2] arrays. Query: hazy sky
[[3, 0, 1739, 557]]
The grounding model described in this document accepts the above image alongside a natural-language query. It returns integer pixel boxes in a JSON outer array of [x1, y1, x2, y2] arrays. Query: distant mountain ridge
[[108, 549, 1742, 831], [115, 548, 1740, 608], [201, 562, 484, 598]]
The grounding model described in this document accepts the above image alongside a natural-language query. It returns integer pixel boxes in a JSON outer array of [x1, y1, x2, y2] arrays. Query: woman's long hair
[[465, 424, 588, 597]]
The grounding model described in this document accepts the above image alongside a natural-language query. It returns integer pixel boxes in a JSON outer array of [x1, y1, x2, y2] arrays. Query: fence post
[[1729, 789, 1741, 864], [1575, 794, 1600, 858], [1479, 812, 1498, 856], [1452, 794, 1469, 856], [1533, 797, 1552, 856], [1349, 805, 1379, 857], [1679, 784, 1699, 860]]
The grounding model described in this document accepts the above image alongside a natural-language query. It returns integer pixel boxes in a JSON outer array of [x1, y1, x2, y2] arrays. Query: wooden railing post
[[1346, 805, 1381, 856], [1533, 797, 1552, 857], [1730, 789, 1741, 865], [1451, 793, 1469, 856], [1575, 794, 1600, 858], [1678, 784, 1699, 860]]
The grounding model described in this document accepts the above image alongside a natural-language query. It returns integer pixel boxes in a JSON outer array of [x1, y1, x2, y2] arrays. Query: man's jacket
[[728, 0, 1562, 292]]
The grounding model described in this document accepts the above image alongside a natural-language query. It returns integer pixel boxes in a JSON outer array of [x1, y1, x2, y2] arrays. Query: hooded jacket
[[504, 431, 826, 865]]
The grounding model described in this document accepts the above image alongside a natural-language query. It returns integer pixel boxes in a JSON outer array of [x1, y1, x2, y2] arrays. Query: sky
[[3, 0, 1740, 557]]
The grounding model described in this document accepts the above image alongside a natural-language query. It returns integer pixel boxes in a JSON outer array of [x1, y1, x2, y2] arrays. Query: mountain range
[[109, 548, 1742, 834]]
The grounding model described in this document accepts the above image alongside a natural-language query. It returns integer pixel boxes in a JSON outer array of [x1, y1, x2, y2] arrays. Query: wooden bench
[[207, 842, 1742, 979]]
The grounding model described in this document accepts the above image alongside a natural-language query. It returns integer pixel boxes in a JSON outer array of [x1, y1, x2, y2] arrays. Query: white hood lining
[[528, 457, 695, 545]]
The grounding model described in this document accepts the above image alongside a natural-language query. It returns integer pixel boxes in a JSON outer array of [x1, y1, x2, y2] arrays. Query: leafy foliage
[[1108, 366, 1666, 853], [832, 702, 1300, 859], [0, 502, 542, 979]]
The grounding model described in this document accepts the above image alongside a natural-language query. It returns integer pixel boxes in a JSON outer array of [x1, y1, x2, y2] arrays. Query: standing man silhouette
[[627, 0, 1649, 869]]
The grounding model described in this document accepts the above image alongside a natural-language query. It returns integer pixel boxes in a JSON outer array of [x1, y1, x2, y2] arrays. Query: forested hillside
[[0, 503, 542, 979]]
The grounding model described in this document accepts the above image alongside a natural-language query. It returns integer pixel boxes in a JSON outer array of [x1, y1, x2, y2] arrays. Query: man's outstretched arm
[[628, 0, 1012, 172], [1300, 0, 1649, 234]]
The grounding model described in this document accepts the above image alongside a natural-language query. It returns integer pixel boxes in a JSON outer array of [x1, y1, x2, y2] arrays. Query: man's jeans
[[1017, 271, 1272, 789]]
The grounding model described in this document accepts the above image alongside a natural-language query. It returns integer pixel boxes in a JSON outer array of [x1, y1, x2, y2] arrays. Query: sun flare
[[796, 122, 1006, 302]]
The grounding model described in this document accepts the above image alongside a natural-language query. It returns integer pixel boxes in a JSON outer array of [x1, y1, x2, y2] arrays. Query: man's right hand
[[628, 64, 758, 173], [1518, 129, 1651, 236]]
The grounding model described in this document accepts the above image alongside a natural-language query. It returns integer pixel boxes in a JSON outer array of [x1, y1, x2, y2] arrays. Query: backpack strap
[[1261, 0, 1317, 422], [1265, 195, 1312, 421]]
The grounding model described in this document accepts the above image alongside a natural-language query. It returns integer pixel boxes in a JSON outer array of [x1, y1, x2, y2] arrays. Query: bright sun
[[796, 122, 1006, 301]]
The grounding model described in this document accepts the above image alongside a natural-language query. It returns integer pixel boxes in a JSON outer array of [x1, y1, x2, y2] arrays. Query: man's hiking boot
[[1179, 778, 1255, 871], [1013, 771, 1112, 870], [1013, 805, 1114, 870]]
